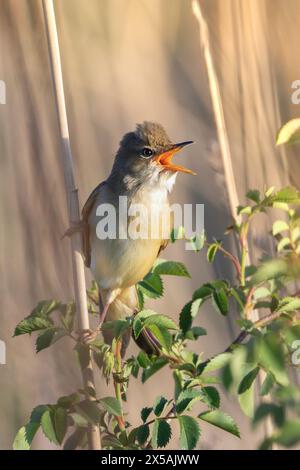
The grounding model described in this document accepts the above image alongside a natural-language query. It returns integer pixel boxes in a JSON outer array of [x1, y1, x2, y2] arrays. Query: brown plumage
[[81, 122, 194, 355]]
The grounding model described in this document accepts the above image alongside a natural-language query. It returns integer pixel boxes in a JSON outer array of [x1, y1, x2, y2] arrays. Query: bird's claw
[[78, 327, 101, 344]]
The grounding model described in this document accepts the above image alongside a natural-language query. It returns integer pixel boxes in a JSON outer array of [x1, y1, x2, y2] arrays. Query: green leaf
[[246, 190, 260, 204], [136, 424, 150, 445], [251, 259, 288, 284], [260, 372, 276, 396], [151, 419, 172, 448], [192, 285, 213, 301], [253, 403, 285, 427], [272, 220, 289, 236], [272, 186, 300, 204], [13, 422, 40, 450], [153, 396, 168, 417], [199, 386, 220, 409], [101, 319, 130, 339], [178, 416, 200, 450], [36, 328, 66, 353], [274, 420, 300, 447], [41, 409, 58, 445], [153, 259, 190, 277], [54, 407, 68, 444], [142, 358, 168, 383], [99, 397, 122, 417], [184, 326, 207, 340], [207, 243, 219, 263], [258, 335, 289, 386], [238, 366, 260, 394], [138, 273, 164, 299], [198, 410, 240, 437], [212, 289, 229, 316], [176, 389, 202, 414], [171, 226, 185, 242], [202, 353, 232, 374], [147, 324, 172, 351], [14, 317, 53, 336], [144, 314, 178, 331], [30, 405, 48, 423], [75, 400, 102, 425], [133, 309, 160, 338], [276, 119, 300, 146], [276, 297, 300, 313], [141, 407, 153, 423], [137, 351, 151, 368], [238, 383, 255, 418], [277, 237, 291, 252]]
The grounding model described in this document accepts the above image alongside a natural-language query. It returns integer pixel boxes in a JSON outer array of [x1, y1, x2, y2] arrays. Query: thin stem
[[113, 339, 125, 431], [42, 0, 101, 449]]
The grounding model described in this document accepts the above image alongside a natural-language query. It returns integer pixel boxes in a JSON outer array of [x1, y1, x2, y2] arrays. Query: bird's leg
[[80, 288, 120, 343]]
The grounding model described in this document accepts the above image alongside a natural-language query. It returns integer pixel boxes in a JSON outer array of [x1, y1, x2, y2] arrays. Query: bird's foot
[[78, 326, 101, 344]]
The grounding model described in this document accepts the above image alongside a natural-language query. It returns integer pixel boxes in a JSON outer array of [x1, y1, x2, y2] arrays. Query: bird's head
[[110, 122, 195, 190]]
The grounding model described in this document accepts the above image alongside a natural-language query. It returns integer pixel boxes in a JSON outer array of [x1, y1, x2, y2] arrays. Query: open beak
[[154, 141, 195, 175]]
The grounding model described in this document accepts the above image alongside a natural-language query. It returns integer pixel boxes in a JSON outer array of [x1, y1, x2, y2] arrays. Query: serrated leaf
[[99, 397, 122, 417], [36, 328, 66, 353], [138, 273, 164, 299], [238, 366, 260, 394], [75, 400, 102, 425], [202, 353, 231, 374], [142, 358, 168, 383], [137, 351, 151, 368], [276, 119, 300, 146], [272, 220, 289, 236], [144, 314, 178, 331], [41, 409, 58, 445], [147, 324, 172, 351], [153, 396, 168, 417], [176, 389, 201, 414], [192, 285, 213, 301], [54, 407, 68, 444], [153, 259, 190, 277], [272, 186, 300, 204], [141, 407, 153, 423], [136, 424, 150, 445], [13, 422, 40, 450], [178, 416, 200, 450], [151, 419, 172, 448], [198, 410, 240, 437], [199, 386, 220, 409], [212, 289, 229, 316], [14, 317, 53, 336]]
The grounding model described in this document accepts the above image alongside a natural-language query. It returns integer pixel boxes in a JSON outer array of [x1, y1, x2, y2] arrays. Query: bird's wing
[[81, 181, 106, 267]]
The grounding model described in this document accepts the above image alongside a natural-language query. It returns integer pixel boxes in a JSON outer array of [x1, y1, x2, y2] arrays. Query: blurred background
[[0, 0, 300, 450]]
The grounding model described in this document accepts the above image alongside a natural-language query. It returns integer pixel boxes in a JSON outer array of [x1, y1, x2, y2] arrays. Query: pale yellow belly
[[90, 236, 161, 291]]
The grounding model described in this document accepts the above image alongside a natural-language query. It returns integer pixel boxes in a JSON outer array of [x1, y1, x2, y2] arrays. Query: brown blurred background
[[0, 0, 300, 450]]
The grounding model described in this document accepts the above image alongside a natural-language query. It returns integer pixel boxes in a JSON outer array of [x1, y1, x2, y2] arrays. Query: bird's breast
[[89, 184, 171, 291]]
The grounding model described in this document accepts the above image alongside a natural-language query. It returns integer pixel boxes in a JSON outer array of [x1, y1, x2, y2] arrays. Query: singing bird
[[81, 122, 194, 353]]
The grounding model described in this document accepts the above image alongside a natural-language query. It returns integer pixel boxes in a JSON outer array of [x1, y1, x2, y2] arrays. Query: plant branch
[[42, 0, 101, 449]]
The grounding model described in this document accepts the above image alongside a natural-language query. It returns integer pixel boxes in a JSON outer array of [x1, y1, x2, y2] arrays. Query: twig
[[42, 0, 101, 450], [113, 339, 126, 431]]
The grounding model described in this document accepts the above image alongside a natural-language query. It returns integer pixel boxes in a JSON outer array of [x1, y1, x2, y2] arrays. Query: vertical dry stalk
[[42, 0, 101, 450], [192, 0, 275, 442]]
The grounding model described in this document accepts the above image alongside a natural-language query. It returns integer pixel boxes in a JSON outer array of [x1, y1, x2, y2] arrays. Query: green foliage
[[13, 183, 300, 450]]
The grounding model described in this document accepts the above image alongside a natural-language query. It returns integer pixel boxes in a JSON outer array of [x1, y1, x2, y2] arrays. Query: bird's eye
[[141, 147, 153, 158]]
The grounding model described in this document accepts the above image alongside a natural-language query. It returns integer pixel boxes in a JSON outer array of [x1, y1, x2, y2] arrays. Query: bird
[[81, 122, 194, 355]]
